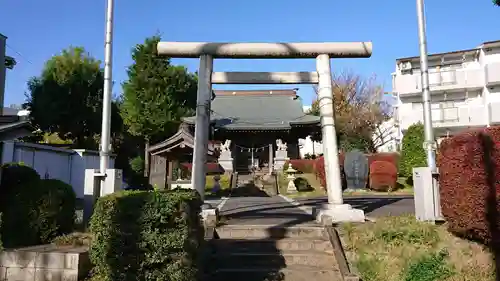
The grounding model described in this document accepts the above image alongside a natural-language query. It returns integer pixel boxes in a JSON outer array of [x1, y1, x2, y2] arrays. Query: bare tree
[[308, 71, 391, 152], [371, 122, 397, 151]]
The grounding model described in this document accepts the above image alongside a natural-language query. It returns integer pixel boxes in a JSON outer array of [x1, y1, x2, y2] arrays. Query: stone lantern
[[286, 163, 298, 193]]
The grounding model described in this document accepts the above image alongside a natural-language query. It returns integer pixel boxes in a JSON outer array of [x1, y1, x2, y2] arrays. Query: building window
[[441, 101, 455, 109]]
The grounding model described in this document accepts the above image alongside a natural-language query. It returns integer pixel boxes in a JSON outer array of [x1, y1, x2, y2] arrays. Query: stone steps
[[207, 225, 343, 281], [216, 225, 327, 239], [212, 251, 337, 268], [211, 238, 333, 252], [208, 266, 341, 281]]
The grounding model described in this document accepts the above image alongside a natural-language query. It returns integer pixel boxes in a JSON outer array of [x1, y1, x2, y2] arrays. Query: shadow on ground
[[205, 180, 318, 281], [296, 195, 415, 217], [206, 213, 315, 280]]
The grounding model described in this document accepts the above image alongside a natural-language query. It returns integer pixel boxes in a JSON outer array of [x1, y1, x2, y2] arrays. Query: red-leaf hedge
[[438, 126, 500, 245], [314, 156, 347, 190], [315, 156, 326, 187], [367, 152, 400, 168], [288, 159, 316, 173], [369, 160, 398, 192], [181, 162, 224, 174]]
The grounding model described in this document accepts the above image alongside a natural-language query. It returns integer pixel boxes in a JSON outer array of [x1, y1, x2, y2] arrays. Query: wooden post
[[144, 141, 150, 177]]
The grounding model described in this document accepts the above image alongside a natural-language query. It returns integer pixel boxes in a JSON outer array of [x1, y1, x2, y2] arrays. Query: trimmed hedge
[[314, 156, 347, 190], [369, 161, 398, 191], [286, 159, 316, 173], [89, 189, 204, 281], [181, 162, 224, 174], [438, 127, 500, 245], [399, 123, 426, 177], [0, 163, 76, 248], [315, 156, 326, 187], [367, 152, 400, 168], [37, 179, 77, 243]]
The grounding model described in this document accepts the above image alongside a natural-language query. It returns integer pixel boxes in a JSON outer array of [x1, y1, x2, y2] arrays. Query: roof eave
[[396, 48, 479, 63], [0, 121, 33, 141]]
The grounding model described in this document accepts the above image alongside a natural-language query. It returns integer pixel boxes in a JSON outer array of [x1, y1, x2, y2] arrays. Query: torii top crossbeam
[[157, 42, 372, 59]]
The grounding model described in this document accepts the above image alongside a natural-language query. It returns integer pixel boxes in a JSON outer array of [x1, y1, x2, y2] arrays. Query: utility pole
[[99, 0, 115, 177], [416, 0, 437, 171], [0, 34, 6, 115]]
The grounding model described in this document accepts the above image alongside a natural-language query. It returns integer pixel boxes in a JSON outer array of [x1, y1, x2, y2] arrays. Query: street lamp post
[[416, 0, 437, 171], [99, 0, 115, 177]]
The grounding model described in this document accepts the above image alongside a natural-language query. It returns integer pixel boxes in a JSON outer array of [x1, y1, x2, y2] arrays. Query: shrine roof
[[182, 89, 320, 131], [148, 123, 216, 155]]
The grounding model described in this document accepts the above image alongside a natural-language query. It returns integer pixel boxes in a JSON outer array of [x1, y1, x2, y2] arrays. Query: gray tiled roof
[[183, 94, 320, 130]]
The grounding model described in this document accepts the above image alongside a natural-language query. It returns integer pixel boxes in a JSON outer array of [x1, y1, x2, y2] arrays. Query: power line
[[6, 44, 33, 65]]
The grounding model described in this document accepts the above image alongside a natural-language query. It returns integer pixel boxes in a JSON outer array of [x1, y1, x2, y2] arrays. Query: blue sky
[[1, 0, 499, 107]]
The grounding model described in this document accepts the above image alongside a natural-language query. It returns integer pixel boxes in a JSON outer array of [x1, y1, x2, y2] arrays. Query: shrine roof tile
[[183, 92, 320, 131]]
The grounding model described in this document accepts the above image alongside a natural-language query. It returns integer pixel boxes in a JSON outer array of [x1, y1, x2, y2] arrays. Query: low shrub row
[[311, 156, 398, 191], [0, 163, 76, 248], [89, 188, 203, 281], [439, 126, 500, 245]]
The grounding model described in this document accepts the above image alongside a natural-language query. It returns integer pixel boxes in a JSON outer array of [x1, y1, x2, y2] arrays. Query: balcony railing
[[486, 62, 500, 86], [394, 68, 484, 95], [399, 105, 486, 130]]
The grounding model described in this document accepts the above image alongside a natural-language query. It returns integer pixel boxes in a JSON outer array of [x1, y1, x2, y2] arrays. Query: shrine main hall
[[147, 89, 321, 188]]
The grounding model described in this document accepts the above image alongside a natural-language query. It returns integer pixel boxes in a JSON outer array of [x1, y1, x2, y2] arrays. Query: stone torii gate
[[157, 41, 372, 223]]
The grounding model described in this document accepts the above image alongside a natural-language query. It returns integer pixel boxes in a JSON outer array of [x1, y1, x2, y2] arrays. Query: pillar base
[[313, 203, 365, 225], [201, 206, 219, 227]]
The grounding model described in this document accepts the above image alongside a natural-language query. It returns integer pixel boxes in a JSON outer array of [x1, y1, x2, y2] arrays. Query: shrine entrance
[[155, 41, 372, 223]]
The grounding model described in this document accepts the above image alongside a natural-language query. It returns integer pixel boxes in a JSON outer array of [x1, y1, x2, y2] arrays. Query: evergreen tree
[[120, 36, 198, 144], [399, 123, 427, 178]]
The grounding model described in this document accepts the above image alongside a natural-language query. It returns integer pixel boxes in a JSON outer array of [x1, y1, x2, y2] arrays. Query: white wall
[[1, 141, 115, 198], [372, 118, 400, 153], [298, 136, 323, 158]]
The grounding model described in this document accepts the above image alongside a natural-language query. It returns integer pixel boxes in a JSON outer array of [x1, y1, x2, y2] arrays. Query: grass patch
[[278, 173, 326, 198], [205, 174, 231, 196], [341, 215, 495, 281]]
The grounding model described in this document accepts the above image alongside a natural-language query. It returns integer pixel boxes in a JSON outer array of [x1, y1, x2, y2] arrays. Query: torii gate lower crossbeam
[[157, 41, 372, 224]]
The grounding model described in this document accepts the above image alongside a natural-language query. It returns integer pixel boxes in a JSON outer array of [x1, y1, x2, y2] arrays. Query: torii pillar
[[157, 41, 372, 223]]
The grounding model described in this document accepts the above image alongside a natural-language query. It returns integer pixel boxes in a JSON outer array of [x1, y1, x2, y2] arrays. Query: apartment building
[[392, 40, 500, 144]]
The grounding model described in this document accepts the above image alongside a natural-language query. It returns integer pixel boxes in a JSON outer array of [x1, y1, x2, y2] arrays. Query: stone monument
[[274, 139, 288, 170], [218, 139, 234, 172], [343, 149, 369, 190]]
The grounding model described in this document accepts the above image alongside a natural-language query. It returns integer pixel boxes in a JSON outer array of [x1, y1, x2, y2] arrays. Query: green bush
[[89, 189, 203, 281], [0, 163, 76, 248], [399, 123, 427, 177], [36, 179, 76, 243], [293, 177, 313, 192], [0, 162, 41, 191]]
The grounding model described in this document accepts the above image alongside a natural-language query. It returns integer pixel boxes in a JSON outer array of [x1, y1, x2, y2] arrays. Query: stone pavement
[[219, 196, 316, 226], [205, 197, 224, 208]]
